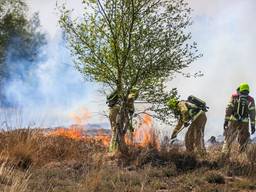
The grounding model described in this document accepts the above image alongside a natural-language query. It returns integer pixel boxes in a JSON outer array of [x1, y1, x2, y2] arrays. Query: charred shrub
[[132, 146, 198, 172], [159, 148, 198, 171]]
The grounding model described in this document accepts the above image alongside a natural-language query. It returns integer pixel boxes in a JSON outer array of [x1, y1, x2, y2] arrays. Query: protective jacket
[[171, 100, 207, 154], [225, 93, 255, 126], [222, 93, 255, 156], [178, 101, 203, 123], [171, 100, 205, 138], [108, 93, 136, 135]]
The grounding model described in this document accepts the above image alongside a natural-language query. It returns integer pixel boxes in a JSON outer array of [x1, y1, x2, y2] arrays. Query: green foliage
[[60, 0, 199, 93], [140, 79, 180, 125]]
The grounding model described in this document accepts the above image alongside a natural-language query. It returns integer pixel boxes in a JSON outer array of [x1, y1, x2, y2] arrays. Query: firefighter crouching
[[168, 96, 209, 155], [222, 83, 255, 158]]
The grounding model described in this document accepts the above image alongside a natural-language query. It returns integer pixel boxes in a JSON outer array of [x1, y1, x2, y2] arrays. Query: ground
[[0, 129, 255, 192]]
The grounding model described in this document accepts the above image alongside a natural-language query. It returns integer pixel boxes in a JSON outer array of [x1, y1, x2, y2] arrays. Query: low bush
[[205, 171, 225, 184]]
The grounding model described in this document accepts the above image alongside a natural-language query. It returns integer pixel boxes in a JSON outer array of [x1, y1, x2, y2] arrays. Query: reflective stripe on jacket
[[225, 93, 255, 124], [177, 101, 203, 123]]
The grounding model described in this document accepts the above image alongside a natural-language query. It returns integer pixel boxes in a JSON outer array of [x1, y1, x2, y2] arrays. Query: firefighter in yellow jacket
[[222, 83, 255, 158], [168, 96, 208, 154], [107, 88, 139, 152]]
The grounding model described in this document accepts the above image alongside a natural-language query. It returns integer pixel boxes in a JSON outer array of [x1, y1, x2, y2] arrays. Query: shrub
[[205, 171, 225, 184]]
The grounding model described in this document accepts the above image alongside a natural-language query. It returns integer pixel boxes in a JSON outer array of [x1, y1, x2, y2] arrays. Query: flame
[[94, 129, 111, 146], [49, 127, 84, 140], [48, 127, 111, 146], [143, 114, 153, 127], [126, 114, 160, 149], [47, 108, 111, 145], [69, 107, 92, 125], [48, 112, 159, 149]]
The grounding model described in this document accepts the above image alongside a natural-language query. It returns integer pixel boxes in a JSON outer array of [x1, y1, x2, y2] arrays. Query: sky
[[170, 0, 256, 137], [15, 0, 256, 137]]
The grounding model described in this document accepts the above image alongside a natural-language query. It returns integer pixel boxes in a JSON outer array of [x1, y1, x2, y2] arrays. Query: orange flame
[[94, 129, 111, 146], [143, 114, 153, 127], [48, 127, 84, 140], [48, 127, 110, 146], [126, 114, 160, 149], [48, 112, 159, 149], [69, 107, 92, 125]]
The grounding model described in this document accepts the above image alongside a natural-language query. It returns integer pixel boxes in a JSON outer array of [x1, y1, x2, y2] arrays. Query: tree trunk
[[109, 103, 129, 154], [109, 127, 127, 154]]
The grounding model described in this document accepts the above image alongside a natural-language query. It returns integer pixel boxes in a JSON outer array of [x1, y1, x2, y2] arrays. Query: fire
[[48, 111, 159, 149], [69, 107, 92, 125], [143, 114, 153, 127], [48, 107, 111, 146], [48, 127, 84, 140], [48, 127, 111, 146], [127, 114, 160, 149], [94, 129, 111, 146]]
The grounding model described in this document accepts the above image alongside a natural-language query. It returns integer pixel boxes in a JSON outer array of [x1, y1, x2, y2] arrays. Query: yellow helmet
[[239, 83, 250, 93], [167, 98, 179, 109]]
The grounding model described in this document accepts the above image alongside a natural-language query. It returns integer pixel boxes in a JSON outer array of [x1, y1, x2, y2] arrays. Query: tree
[[0, 0, 46, 105], [59, 0, 200, 154]]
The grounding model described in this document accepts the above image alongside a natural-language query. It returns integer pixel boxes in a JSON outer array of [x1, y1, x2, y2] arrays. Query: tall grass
[[0, 161, 31, 192]]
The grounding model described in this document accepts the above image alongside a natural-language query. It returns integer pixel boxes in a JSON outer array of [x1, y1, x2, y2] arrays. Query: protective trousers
[[185, 112, 207, 154], [222, 121, 250, 156]]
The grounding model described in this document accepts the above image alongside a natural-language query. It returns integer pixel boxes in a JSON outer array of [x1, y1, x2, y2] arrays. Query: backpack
[[187, 95, 209, 112], [233, 95, 249, 120]]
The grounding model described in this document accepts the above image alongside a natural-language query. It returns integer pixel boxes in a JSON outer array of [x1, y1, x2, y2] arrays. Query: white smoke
[[169, 0, 256, 138], [3, 32, 106, 128]]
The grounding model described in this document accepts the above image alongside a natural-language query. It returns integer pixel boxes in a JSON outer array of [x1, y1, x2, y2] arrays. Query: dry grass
[[230, 178, 256, 191], [0, 129, 255, 191], [0, 161, 31, 192], [246, 143, 256, 165], [0, 129, 105, 168]]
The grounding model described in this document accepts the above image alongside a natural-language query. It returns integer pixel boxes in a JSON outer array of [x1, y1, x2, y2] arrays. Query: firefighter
[[168, 96, 208, 155], [222, 83, 255, 158], [107, 90, 121, 152], [107, 88, 139, 151]]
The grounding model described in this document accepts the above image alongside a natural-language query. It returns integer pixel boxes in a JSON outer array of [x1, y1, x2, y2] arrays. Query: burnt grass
[[0, 129, 256, 192]]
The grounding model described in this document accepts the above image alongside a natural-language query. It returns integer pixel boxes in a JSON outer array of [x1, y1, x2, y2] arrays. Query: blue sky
[[20, 0, 256, 137]]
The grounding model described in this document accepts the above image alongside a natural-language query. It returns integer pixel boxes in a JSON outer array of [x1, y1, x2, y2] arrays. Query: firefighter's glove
[[251, 124, 255, 135], [223, 120, 228, 130]]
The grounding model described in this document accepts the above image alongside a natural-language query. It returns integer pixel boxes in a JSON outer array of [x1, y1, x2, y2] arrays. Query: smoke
[[0, 0, 107, 129], [3, 33, 106, 128], [168, 0, 256, 138]]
